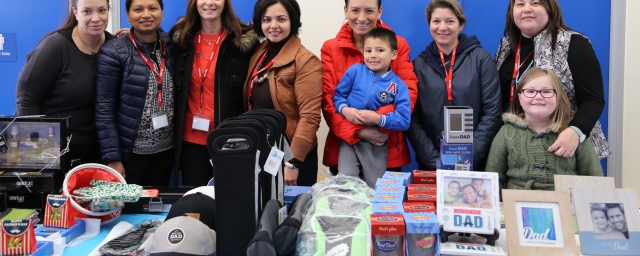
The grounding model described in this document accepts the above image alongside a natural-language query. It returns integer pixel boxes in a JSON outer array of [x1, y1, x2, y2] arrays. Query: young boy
[[333, 28, 411, 187]]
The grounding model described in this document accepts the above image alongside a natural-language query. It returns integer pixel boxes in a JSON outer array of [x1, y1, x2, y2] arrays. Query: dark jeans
[[123, 149, 174, 186], [180, 141, 214, 187]]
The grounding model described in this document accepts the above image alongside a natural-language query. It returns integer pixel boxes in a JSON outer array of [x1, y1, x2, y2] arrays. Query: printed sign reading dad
[[523, 227, 551, 240], [453, 214, 482, 228]]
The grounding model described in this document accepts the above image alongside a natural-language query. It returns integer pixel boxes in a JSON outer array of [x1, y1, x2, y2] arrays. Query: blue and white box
[[372, 203, 404, 214], [440, 138, 473, 171], [382, 171, 412, 186], [404, 212, 440, 256], [373, 192, 405, 204]]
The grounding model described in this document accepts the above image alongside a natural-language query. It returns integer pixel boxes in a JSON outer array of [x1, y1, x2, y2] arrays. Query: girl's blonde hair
[[509, 67, 573, 133]]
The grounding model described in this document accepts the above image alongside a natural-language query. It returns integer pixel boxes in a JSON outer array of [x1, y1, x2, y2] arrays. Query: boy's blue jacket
[[333, 63, 411, 131]]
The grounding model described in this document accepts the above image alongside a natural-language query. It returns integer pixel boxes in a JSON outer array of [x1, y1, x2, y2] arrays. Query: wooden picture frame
[[572, 188, 640, 255], [502, 189, 577, 255], [436, 170, 500, 234], [554, 175, 615, 234]]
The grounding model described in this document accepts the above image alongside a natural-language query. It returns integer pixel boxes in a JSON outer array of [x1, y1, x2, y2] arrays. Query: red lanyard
[[247, 50, 277, 110], [129, 32, 166, 106], [510, 38, 532, 102], [195, 30, 224, 114], [438, 43, 459, 103]]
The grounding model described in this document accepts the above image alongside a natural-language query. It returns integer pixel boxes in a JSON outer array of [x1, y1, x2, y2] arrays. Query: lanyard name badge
[[510, 38, 533, 102], [439, 43, 458, 105], [129, 33, 168, 130], [247, 50, 277, 110], [192, 31, 223, 132]]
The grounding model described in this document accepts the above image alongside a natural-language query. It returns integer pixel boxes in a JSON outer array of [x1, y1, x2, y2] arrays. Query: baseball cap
[[166, 189, 216, 230], [150, 216, 216, 256]]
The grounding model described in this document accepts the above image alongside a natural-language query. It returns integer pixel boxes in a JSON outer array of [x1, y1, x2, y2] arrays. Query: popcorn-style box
[[382, 171, 412, 186], [373, 203, 404, 214], [408, 184, 437, 191], [407, 190, 437, 202], [1, 220, 37, 255], [373, 192, 405, 204], [371, 214, 405, 256], [413, 170, 437, 185], [43, 194, 75, 228], [376, 178, 405, 189], [375, 185, 406, 195], [403, 212, 440, 256], [403, 202, 437, 213]]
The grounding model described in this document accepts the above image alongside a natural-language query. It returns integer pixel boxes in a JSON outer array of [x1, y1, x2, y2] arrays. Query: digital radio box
[[443, 106, 473, 144]]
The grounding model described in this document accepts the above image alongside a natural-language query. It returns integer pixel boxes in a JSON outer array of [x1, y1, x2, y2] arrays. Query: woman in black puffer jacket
[[95, 0, 174, 186]]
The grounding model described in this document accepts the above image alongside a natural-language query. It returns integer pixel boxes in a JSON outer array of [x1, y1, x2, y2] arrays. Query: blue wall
[[0, 0, 69, 115], [382, 0, 611, 173]]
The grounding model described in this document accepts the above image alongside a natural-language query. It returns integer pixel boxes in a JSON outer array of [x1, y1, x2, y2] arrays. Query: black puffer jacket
[[169, 25, 259, 171], [407, 34, 502, 171], [95, 29, 174, 163]]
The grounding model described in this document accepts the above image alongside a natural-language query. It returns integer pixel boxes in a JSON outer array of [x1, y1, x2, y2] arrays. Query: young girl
[[485, 67, 603, 191], [444, 180, 462, 204], [591, 204, 626, 239]]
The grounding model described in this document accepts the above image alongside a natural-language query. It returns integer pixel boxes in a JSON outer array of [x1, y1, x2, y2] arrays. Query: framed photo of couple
[[572, 188, 640, 255], [436, 170, 500, 234]]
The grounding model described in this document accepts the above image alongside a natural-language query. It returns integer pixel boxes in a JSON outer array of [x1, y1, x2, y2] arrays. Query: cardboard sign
[[43, 195, 75, 228], [1, 220, 37, 255]]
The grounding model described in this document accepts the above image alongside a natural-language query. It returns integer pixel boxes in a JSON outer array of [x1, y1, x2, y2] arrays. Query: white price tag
[[278, 206, 287, 225], [264, 147, 284, 176]]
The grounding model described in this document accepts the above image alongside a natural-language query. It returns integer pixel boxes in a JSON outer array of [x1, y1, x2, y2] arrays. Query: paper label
[[264, 147, 284, 176]]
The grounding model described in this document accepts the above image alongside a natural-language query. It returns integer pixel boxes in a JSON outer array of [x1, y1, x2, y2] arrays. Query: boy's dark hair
[[126, 0, 164, 11], [364, 27, 397, 51], [253, 0, 302, 38]]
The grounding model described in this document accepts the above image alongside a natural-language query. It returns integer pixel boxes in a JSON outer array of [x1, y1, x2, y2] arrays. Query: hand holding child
[[357, 110, 381, 126], [343, 107, 365, 125]]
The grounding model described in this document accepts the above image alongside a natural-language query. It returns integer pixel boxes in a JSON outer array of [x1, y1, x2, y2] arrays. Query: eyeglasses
[[520, 89, 556, 98]]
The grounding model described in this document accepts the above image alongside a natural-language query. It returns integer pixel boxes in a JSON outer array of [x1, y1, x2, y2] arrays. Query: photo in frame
[[436, 170, 500, 234], [572, 188, 640, 255], [502, 190, 577, 255], [554, 175, 615, 233]]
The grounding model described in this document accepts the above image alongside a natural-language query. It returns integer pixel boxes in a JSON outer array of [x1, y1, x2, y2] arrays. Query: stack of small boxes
[[370, 171, 440, 255], [438, 106, 473, 171]]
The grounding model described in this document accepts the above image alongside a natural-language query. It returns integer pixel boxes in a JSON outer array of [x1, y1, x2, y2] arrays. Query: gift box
[[440, 139, 473, 171], [408, 184, 437, 191], [43, 195, 74, 228], [403, 202, 437, 213], [35, 220, 86, 244], [403, 212, 440, 256], [1, 220, 37, 255], [407, 190, 437, 203], [284, 186, 311, 205], [4, 191, 46, 221], [375, 178, 405, 189], [412, 170, 437, 185], [373, 192, 405, 204], [375, 185, 406, 195], [371, 214, 405, 256], [382, 171, 412, 186], [372, 203, 404, 214], [0, 171, 63, 193]]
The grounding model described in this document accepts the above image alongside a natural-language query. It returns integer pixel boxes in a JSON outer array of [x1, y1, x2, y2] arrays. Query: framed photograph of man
[[554, 175, 615, 234], [502, 190, 577, 255], [436, 170, 500, 234], [572, 188, 640, 255]]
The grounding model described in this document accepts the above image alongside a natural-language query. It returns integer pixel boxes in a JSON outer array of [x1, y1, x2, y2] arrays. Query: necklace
[[75, 27, 101, 55]]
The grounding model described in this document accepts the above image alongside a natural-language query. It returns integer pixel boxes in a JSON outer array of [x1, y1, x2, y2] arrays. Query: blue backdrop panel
[[119, 0, 256, 33], [381, 0, 610, 174], [0, 0, 69, 115]]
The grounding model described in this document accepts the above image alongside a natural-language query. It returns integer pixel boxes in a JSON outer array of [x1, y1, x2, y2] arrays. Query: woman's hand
[[108, 161, 126, 178], [548, 128, 580, 157], [356, 126, 388, 146], [115, 28, 130, 37], [284, 166, 299, 186], [357, 110, 381, 126], [342, 107, 365, 125]]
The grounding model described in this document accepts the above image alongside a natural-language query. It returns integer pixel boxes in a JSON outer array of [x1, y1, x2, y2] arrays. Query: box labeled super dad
[[439, 139, 473, 171]]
